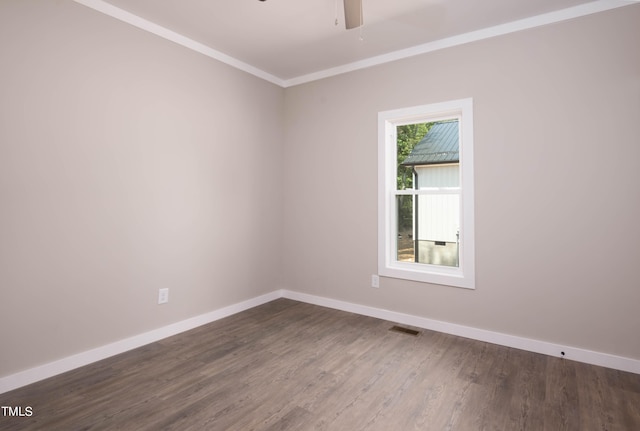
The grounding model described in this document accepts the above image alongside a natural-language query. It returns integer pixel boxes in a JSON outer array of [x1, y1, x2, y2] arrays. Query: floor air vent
[[389, 325, 421, 336]]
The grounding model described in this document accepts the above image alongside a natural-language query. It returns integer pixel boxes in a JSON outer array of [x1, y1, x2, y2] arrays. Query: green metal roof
[[401, 120, 459, 166]]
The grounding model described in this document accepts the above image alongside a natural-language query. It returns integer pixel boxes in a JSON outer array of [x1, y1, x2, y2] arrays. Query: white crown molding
[[72, 0, 286, 87], [1, 288, 638, 394], [283, 0, 636, 87], [72, 0, 636, 88]]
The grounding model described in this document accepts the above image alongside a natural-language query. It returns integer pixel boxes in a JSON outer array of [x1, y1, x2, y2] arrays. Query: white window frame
[[378, 98, 475, 289]]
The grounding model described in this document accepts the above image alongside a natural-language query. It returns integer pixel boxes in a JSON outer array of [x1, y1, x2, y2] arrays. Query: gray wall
[[0, 1, 284, 376], [282, 6, 640, 361]]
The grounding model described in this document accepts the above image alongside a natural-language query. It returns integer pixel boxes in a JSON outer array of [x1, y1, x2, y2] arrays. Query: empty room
[[1, 0, 639, 429]]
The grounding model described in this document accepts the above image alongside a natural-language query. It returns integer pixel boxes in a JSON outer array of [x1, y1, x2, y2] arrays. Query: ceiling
[[76, 0, 635, 86]]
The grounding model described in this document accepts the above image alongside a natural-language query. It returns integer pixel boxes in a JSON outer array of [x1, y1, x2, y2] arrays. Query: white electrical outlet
[[158, 288, 169, 304], [371, 274, 380, 288]]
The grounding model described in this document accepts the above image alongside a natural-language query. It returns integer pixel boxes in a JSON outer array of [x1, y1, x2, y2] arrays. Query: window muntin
[[378, 99, 475, 289]]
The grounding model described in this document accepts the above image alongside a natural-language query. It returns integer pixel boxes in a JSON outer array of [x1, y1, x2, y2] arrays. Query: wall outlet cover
[[158, 288, 169, 304]]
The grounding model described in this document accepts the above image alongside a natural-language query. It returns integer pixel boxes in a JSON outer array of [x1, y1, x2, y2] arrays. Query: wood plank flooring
[[1, 299, 639, 430]]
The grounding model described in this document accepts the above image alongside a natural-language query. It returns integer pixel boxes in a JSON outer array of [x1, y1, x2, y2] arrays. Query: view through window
[[396, 120, 460, 267]]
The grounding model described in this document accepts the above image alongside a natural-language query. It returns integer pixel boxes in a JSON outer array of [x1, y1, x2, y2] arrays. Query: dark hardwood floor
[[1, 299, 639, 430]]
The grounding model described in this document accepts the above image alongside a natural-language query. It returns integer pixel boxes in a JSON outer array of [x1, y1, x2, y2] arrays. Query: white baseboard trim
[[281, 290, 640, 375], [0, 290, 282, 394], [3, 288, 638, 394]]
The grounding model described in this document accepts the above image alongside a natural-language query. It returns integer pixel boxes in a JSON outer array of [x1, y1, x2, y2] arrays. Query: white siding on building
[[416, 164, 459, 188], [414, 164, 460, 243]]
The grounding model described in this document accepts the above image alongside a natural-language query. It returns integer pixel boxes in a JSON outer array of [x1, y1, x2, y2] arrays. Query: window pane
[[395, 121, 461, 268]]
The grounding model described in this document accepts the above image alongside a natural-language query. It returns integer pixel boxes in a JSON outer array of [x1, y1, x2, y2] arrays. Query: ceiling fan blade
[[344, 0, 363, 30]]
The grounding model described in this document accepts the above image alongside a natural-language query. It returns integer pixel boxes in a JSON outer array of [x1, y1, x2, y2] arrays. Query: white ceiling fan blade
[[344, 0, 363, 30]]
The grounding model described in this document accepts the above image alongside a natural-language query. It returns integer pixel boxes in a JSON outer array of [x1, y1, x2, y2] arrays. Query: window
[[378, 99, 475, 289]]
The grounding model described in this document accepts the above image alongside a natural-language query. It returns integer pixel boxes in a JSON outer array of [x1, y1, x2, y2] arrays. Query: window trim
[[378, 98, 475, 289]]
